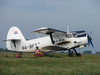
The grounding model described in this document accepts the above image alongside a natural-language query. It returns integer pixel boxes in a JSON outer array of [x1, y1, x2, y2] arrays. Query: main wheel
[[76, 53, 81, 57], [68, 53, 74, 57]]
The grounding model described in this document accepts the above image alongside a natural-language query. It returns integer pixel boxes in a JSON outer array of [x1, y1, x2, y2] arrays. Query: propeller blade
[[87, 35, 94, 48], [90, 39, 94, 48], [88, 39, 90, 46]]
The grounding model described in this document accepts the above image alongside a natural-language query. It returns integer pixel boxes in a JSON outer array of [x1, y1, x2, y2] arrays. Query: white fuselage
[[11, 35, 88, 52]]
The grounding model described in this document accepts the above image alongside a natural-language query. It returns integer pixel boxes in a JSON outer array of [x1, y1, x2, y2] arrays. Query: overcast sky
[[0, 0, 100, 53]]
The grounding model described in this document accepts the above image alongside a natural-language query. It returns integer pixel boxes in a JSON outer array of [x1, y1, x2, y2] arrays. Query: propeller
[[87, 31, 94, 48]]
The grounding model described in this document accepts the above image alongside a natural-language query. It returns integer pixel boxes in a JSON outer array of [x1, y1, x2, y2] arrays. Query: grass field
[[0, 52, 100, 75]]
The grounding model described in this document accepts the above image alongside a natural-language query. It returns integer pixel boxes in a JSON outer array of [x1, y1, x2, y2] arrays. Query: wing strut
[[46, 32, 55, 44]]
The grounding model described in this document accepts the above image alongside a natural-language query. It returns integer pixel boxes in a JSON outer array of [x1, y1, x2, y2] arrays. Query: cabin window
[[38, 42, 40, 44], [25, 46, 27, 49], [65, 34, 73, 38], [77, 34, 87, 37], [22, 46, 24, 50]]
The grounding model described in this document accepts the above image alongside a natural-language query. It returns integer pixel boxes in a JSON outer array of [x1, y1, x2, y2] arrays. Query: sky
[[0, 0, 100, 53]]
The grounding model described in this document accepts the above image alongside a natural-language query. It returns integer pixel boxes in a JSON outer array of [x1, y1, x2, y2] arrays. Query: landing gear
[[68, 50, 74, 57], [76, 53, 81, 57], [73, 49, 81, 57], [67, 49, 81, 57]]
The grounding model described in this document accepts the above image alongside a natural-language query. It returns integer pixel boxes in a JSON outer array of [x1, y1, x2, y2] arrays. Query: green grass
[[0, 52, 100, 75]]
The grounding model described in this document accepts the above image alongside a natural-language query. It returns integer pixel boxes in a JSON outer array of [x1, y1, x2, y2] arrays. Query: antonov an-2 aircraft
[[6, 26, 94, 57]]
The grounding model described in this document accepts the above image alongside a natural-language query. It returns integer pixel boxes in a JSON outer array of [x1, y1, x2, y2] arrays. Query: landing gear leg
[[73, 49, 81, 57], [68, 50, 74, 57]]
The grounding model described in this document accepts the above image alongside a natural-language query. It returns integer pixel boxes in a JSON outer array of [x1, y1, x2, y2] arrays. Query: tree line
[[0, 48, 15, 52]]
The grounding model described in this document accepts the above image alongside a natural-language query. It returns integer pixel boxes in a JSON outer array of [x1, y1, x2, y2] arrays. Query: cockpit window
[[77, 34, 87, 37], [65, 33, 73, 38]]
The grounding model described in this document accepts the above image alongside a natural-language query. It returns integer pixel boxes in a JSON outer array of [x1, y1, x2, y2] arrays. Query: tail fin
[[6, 26, 26, 50]]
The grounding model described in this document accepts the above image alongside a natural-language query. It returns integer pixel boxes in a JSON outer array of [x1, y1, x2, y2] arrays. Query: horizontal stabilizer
[[4, 39, 21, 41]]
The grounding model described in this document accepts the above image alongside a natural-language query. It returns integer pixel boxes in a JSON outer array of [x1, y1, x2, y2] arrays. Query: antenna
[[65, 25, 70, 38], [67, 25, 70, 33]]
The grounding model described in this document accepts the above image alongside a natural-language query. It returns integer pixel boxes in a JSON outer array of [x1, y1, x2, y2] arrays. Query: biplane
[[5, 26, 94, 57]]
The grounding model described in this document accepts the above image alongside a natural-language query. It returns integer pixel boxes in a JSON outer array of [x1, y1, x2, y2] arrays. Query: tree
[[95, 51, 100, 54], [83, 50, 92, 54]]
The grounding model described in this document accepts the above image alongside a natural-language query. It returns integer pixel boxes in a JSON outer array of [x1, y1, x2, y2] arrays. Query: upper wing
[[32, 27, 66, 34], [32, 27, 67, 43]]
